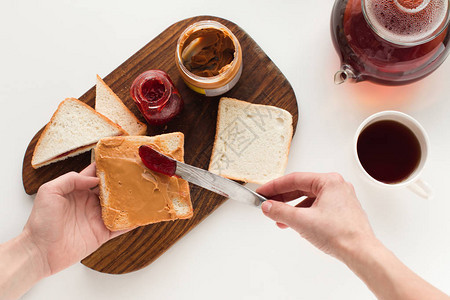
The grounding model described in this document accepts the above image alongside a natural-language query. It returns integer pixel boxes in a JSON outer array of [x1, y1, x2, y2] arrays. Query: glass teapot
[[331, 0, 450, 85]]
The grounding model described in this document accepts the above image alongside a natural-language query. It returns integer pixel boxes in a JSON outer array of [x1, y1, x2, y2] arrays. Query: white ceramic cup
[[354, 111, 433, 199]]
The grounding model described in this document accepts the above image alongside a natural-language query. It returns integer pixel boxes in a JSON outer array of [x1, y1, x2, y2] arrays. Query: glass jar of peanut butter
[[175, 20, 243, 97]]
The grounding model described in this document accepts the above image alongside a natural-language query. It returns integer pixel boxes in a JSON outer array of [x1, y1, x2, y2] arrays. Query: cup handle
[[408, 178, 433, 199]]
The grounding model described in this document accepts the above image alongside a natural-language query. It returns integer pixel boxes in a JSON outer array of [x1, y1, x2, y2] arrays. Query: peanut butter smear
[[96, 137, 180, 228], [181, 28, 235, 77]]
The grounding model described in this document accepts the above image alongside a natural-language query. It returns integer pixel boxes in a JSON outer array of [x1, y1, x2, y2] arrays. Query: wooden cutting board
[[22, 16, 299, 274]]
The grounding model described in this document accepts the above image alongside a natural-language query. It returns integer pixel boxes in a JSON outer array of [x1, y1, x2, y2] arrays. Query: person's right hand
[[256, 172, 375, 261]]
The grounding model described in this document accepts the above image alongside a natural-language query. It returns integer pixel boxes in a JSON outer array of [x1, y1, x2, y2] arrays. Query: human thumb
[[261, 201, 302, 229], [45, 171, 99, 195]]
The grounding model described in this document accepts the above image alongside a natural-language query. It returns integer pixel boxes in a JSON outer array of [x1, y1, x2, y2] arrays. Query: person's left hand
[[23, 163, 128, 277]]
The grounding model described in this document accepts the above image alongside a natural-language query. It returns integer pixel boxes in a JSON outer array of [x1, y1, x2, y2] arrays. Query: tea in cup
[[354, 111, 433, 198]]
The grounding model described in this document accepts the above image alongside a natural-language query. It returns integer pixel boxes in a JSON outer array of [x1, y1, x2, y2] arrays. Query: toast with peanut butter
[[95, 133, 193, 231]]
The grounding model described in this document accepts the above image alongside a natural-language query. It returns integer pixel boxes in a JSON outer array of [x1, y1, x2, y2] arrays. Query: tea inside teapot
[[331, 0, 450, 85]]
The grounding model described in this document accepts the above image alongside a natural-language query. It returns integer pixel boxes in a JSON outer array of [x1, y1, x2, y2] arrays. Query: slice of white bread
[[208, 97, 293, 184], [95, 133, 193, 231], [95, 75, 147, 135], [31, 98, 126, 169]]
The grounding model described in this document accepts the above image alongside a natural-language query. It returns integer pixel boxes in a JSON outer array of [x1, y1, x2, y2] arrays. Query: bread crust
[[208, 97, 225, 175], [96, 75, 147, 135]]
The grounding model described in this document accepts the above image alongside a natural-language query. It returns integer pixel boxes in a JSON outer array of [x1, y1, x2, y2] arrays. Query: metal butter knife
[[139, 145, 267, 206]]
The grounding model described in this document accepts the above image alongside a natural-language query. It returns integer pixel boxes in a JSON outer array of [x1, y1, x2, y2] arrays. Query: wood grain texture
[[22, 16, 299, 274]]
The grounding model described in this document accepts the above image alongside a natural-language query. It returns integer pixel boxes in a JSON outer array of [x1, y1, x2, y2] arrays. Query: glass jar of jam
[[175, 20, 243, 97], [130, 70, 183, 125]]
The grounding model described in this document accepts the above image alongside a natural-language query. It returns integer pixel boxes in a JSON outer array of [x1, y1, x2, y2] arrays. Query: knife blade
[[139, 145, 267, 206]]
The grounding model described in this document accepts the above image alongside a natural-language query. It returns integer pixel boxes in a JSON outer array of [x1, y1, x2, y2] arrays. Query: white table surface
[[1, 0, 449, 299]]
